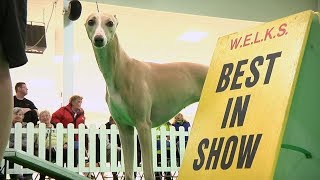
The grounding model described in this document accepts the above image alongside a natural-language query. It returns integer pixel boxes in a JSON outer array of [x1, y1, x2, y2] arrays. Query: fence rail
[[1, 123, 189, 176]]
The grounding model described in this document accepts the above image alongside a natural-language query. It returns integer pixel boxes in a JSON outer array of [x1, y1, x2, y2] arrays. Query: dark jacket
[[172, 120, 190, 145]]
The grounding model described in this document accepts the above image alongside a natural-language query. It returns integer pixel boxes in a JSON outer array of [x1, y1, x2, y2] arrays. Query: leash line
[[281, 144, 312, 159], [96, 1, 100, 13]]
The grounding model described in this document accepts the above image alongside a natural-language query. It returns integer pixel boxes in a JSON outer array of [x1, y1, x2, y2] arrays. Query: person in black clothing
[[0, 0, 28, 162], [13, 82, 39, 125]]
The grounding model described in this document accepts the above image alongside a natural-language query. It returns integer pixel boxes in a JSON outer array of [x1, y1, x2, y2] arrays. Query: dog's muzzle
[[93, 35, 105, 47]]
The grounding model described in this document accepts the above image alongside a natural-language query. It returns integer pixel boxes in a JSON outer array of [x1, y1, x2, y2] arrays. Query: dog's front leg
[[136, 123, 155, 180], [117, 124, 135, 180]]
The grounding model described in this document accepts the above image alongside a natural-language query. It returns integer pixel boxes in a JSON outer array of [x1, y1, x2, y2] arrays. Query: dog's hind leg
[[136, 122, 155, 180], [118, 124, 135, 180]]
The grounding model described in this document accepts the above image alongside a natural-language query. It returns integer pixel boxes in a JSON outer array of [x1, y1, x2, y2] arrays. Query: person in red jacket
[[51, 95, 85, 167]]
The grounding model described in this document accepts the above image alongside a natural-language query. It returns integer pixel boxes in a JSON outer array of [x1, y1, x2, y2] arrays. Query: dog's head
[[85, 12, 118, 48]]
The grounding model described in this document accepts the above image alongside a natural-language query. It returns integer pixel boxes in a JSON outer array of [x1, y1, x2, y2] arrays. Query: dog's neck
[[93, 34, 130, 89]]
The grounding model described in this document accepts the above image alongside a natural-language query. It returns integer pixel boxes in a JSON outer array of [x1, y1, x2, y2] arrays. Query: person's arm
[[21, 107, 31, 114], [185, 122, 190, 144], [185, 122, 191, 130], [51, 108, 63, 126], [29, 101, 39, 116], [18, 103, 38, 116], [78, 113, 86, 125], [33, 109, 39, 115], [74, 110, 85, 128], [173, 123, 179, 131]]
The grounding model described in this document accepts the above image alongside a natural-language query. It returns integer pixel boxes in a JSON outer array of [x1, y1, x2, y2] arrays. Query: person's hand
[[76, 108, 84, 113]]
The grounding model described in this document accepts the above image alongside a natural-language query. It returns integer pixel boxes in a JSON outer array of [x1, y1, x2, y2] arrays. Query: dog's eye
[[88, 19, 95, 26], [106, 21, 114, 27]]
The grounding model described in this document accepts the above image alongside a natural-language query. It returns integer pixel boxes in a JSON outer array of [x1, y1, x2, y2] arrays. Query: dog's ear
[[114, 15, 119, 27]]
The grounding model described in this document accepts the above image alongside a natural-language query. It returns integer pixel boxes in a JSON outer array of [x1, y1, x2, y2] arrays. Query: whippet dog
[[85, 12, 208, 180]]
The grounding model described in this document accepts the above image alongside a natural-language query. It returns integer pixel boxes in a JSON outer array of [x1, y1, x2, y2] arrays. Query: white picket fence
[[2, 123, 189, 176]]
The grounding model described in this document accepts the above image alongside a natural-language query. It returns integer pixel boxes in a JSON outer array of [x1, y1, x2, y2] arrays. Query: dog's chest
[[106, 92, 134, 126]]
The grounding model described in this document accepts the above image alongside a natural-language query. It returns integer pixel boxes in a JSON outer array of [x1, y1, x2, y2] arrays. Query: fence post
[[99, 125, 108, 172], [13, 123, 22, 172], [78, 124, 86, 172], [37, 123, 46, 160], [66, 124, 75, 171], [89, 124, 98, 172], [26, 123, 34, 156], [169, 126, 177, 171], [5, 121, 189, 176], [55, 123, 64, 167], [110, 124, 119, 172]]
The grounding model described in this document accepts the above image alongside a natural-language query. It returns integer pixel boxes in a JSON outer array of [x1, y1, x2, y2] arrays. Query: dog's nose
[[94, 35, 104, 47]]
